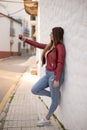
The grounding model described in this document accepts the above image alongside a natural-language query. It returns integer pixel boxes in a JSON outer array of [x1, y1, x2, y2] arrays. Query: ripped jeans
[[31, 69, 64, 117]]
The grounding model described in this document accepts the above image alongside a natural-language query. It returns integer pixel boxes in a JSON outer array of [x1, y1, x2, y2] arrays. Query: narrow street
[[0, 54, 36, 112]]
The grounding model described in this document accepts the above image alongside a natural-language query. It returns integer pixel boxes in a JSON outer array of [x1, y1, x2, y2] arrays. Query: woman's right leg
[[31, 75, 51, 97]]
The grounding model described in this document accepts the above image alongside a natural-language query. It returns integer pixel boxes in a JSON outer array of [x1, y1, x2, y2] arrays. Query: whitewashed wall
[[0, 16, 22, 52], [0, 10, 22, 55], [0, 16, 10, 51], [0, 3, 10, 51], [12, 22, 22, 52], [37, 0, 87, 130]]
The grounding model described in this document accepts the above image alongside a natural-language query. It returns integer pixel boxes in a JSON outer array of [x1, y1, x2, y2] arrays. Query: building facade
[[0, 2, 31, 59], [0, 12, 22, 58]]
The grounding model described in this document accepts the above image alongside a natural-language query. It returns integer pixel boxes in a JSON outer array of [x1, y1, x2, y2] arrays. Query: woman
[[19, 27, 65, 126]]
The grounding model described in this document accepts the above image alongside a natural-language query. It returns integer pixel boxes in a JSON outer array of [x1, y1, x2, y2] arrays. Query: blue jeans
[[31, 69, 64, 117]]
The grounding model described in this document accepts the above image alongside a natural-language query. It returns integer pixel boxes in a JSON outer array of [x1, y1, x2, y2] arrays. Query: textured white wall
[[38, 0, 87, 130], [0, 17, 10, 51], [12, 22, 22, 52]]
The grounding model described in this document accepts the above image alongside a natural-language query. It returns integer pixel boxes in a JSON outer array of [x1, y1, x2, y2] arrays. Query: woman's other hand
[[53, 80, 59, 88]]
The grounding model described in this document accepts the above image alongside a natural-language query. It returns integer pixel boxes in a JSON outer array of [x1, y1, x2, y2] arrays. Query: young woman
[[19, 27, 66, 126]]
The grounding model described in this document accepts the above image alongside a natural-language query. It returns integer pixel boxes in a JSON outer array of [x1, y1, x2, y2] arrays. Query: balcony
[[24, 0, 38, 16]]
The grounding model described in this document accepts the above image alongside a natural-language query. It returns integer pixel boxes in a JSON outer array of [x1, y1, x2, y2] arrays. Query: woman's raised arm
[[19, 34, 47, 49]]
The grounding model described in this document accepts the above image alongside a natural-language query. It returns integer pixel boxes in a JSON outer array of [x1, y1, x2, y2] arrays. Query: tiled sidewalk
[[0, 54, 62, 130], [2, 58, 62, 130]]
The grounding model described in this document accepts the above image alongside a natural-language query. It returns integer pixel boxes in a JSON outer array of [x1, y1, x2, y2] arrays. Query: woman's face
[[50, 32, 54, 41]]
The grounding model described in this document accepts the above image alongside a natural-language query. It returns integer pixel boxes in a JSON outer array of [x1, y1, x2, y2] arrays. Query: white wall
[[0, 16, 10, 51], [38, 0, 87, 130], [0, 15, 22, 52], [12, 22, 22, 52], [0, 2, 10, 51]]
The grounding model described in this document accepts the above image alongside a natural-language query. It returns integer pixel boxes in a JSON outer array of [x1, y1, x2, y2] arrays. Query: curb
[[0, 82, 18, 113], [0, 66, 27, 130], [0, 76, 22, 130], [0, 56, 13, 62]]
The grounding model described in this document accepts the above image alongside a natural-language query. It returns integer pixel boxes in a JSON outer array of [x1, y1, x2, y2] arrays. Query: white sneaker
[[37, 118, 51, 127]]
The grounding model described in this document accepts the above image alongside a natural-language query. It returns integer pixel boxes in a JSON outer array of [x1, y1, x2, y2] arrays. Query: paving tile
[[8, 128, 21, 130]]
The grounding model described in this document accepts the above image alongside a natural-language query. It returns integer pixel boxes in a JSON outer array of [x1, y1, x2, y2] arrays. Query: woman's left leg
[[47, 75, 60, 117], [37, 72, 60, 126], [31, 74, 50, 97], [37, 71, 62, 126]]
